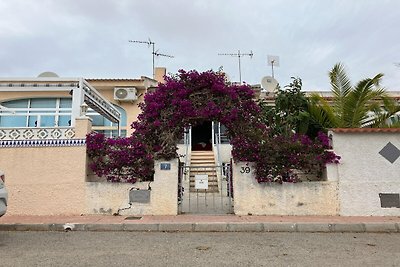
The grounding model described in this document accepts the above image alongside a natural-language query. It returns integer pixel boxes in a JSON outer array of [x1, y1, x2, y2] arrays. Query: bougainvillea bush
[[86, 132, 154, 183], [132, 69, 263, 160], [86, 69, 340, 184], [232, 131, 340, 183]]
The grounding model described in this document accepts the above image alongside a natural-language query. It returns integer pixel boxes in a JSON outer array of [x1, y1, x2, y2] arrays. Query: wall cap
[[331, 128, 400, 133]]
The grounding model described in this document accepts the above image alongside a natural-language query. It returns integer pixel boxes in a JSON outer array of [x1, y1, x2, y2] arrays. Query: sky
[[1, 0, 400, 91]]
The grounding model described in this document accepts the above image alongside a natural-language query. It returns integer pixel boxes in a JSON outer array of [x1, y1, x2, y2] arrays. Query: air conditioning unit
[[114, 87, 138, 101]]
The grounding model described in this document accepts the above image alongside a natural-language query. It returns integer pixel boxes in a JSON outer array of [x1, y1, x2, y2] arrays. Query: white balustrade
[[0, 127, 75, 140]]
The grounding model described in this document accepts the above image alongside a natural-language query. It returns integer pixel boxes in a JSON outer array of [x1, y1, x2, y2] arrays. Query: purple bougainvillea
[[86, 69, 340, 184], [86, 132, 154, 183]]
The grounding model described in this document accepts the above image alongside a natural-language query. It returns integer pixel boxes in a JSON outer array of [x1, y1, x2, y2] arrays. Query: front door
[[191, 121, 212, 151]]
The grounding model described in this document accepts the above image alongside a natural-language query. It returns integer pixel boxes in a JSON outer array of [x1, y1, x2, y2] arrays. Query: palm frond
[[308, 93, 338, 128], [329, 63, 352, 98], [343, 73, 385, 127], [329, 63, 352, 125]]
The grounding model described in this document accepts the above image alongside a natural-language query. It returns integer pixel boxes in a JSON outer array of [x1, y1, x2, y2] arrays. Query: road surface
[[0, 231, 399, 266]]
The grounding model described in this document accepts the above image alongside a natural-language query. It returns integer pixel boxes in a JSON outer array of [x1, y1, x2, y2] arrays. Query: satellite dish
[[38, 71, 59, 77], [261, 76, 278, 93]]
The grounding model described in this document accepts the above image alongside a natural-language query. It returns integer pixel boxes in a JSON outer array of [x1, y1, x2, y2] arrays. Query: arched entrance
[[128, 70, 262, 214]]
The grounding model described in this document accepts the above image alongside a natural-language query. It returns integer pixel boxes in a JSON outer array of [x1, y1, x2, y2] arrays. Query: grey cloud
[[1, 0, 399, 90]]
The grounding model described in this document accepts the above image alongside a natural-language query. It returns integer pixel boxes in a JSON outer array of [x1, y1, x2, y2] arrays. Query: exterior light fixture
[[80, 103, 89, 117]]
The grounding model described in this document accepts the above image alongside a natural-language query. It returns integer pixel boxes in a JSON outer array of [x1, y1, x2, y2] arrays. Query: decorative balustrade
[[0, 127, 76, 140]]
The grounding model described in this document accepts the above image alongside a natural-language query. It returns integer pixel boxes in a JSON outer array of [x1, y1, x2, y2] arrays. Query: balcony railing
[[0, 127, 75, 140]]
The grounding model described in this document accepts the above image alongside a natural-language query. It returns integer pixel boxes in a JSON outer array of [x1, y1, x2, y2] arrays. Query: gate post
[[232, 161, 256, 215], [152, 158, 179, 215]]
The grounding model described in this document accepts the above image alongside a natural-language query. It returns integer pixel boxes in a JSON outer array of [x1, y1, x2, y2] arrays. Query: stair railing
[[183, 126, 191, 180], [214, 122, 224, 178]]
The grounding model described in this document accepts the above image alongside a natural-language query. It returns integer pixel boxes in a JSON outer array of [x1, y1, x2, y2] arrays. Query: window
[[87, 105, 127, 137], [0, 99, 28, 127], [0, 98, 127, 137], [0, 98, 72, 128]]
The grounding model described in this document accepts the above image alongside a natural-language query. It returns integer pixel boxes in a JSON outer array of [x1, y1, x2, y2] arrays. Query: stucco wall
[[86, 159, 179, 215], [0, 91, 70, 102], [91, 89, 143, 135], [331, 130, 400, 216], [0, 146, 87, 215], [87, 78, 158, 136], [214, 144, 232, 164], [233, 162, 339, 216]]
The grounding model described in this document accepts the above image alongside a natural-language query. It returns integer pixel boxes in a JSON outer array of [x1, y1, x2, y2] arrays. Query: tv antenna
[[218, 50, 253, 83], [129, 38, 174, 78], [267, 55, 280, 78]]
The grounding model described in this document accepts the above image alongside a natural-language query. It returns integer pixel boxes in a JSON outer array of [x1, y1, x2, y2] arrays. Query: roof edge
[[331, 128, 400, 133]]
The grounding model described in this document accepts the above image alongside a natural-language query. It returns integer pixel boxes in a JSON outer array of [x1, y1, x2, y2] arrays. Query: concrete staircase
[[189, 151, 219, 193]]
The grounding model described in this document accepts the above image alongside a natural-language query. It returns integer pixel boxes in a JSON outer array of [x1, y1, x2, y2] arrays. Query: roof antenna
[[267, 55, 280, 78], [129, 38, 174, 78], [218, 50, 253, 83]]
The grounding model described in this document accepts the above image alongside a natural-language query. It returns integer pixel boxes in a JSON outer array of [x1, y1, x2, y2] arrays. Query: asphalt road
[[0, 231, 399, 267]]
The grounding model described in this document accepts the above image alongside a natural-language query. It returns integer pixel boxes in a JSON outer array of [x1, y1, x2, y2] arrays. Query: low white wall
[[86, 159, 179, 215], [233, 162, 339, 216], [176, 144, 189, 165], [213, 144, 232, 164], [218, 144, 232, 163], [331, 130, 400, 216]]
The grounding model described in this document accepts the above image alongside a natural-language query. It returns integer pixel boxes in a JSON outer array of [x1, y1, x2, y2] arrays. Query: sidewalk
[[1, 214, 399, 233]]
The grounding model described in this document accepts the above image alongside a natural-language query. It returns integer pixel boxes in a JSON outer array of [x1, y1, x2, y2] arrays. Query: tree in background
[[308, 63, 400, 129], [259, 77, 323, 138]]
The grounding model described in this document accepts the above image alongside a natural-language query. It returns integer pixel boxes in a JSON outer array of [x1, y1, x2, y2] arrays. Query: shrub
[[86, 132, 154, 183]]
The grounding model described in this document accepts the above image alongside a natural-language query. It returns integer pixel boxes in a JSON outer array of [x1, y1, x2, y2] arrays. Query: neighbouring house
[[0, 70, 160, 215], [0, 70, 163, 138]]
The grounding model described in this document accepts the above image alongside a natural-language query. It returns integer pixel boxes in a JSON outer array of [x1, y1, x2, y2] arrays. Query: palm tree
[[308, 63, 400, 129]]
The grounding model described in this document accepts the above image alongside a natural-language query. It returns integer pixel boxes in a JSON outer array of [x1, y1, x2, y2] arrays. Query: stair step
[[189, 183, 219, 187], [189, 177, 218, 181], [190, 176, 217, 179], [189, 189, 219, 193], [189, 173, 217, 176], [189, 175, 218, 180], [190, 172, 217, 175], [191, 157, 215, 160], [189, 150, 218, 193], [191, 154, 214, 157], [190, 172, 217, 174]]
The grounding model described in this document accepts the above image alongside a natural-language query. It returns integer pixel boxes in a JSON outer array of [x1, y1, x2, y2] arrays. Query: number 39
[[240, 166, 251, 174]]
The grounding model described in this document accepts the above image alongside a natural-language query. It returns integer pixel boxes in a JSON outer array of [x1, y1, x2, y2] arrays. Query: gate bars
[[178, 163, 233, 214]]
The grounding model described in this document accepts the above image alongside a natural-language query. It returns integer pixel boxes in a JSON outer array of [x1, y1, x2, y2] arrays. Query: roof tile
[[331, 128, 400, 133]]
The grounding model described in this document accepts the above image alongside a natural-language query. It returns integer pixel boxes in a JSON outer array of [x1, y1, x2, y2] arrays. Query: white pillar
[[151, 159, 179, 215], [71, 78, 85, 127]]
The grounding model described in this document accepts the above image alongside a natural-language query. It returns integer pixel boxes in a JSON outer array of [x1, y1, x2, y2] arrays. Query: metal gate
[[178, 162, 233, 214]]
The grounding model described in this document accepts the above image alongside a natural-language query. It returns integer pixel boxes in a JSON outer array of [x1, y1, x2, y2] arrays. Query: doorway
[[191, 121, 212, 151]]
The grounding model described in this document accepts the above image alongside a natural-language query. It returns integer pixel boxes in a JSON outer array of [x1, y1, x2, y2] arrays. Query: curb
[[0, 222, 399, 233]]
